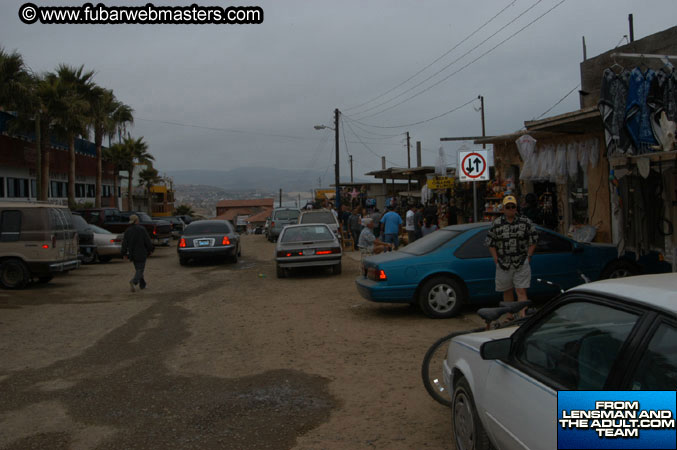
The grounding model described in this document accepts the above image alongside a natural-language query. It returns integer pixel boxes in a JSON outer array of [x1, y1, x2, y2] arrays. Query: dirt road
[[0, 234, 483, 449]]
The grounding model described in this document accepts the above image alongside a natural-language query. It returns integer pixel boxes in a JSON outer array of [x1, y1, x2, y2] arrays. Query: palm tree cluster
[[0, 46, 153, 209]]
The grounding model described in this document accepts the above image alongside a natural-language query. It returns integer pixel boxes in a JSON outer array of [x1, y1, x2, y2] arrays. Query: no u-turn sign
[[459, 150, 489, 182]]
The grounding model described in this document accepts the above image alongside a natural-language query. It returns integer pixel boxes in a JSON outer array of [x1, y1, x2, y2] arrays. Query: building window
[[50, 181, 67, 198], [76, 183, 86, 198], [87, 184, 95, 198], [0, 177, 4, 197], [7, 178, 29, 198], [118, 186, 121, 198], [30, 179, 36, 198]]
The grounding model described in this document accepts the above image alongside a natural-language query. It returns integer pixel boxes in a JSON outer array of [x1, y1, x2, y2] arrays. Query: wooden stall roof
[[524, 107, 602, 134], [365, 166, 455, 180]]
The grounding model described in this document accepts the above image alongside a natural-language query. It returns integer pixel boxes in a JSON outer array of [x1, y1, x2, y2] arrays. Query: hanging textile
[[599, 68, 634, 156], [625, 67, 658, 154], [516, 135, 537, 181], [648, 64, 677, 122]]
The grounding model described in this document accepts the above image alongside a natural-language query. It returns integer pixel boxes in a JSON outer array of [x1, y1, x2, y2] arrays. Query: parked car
[[153, 215, 185, 239], [298, 209, 340, 239], [71, 212, 97, 264], [0, 202, 79, 288], [254, 226, 263, 235], [275, 223, 342, 278], [178, 220, 241, 265], [444, 273, 677, 450], [77, 208, 172, 246], [356, 223, 671, 318], [175, 214, 193, 225], [266, 207, 301, 242], [88, 224, 123, 263]]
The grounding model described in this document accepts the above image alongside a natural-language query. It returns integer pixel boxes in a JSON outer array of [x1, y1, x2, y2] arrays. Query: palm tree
[[120, 135, 153, 210], [53, 64, 94, 207], [110, 101, 134, 144], [88, 86, 117, 207], [138, 167, 161, 214], [103, 142, 130, 210], [175, 204, 195, 216], [0, 47, 31, 110]]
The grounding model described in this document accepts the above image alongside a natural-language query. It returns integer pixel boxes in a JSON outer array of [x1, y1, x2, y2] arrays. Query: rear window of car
[[185, 222, 232, 234], [300, 212, 335, 225], [281, 226, 334, 243], [88, 224, 112, 234], [72, 214, 89, 231], [274, 210, 300, 220], [400, 229, 461, 256]]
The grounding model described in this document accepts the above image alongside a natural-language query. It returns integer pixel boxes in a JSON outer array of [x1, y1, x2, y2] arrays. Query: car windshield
[[274, 210, 300, 220], [185, 222, 231, 234], [400, 229, 461, 255], [281, 226, 334, 243], [71, 214, 89, 231], [300, 212, 335, 225], [88, 224, 112, 234]]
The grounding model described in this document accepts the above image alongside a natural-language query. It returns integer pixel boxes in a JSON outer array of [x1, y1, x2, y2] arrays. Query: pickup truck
[[77, 208, 172, 246]]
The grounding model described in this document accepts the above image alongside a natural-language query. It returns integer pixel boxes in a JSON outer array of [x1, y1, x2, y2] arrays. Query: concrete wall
[[580, 26, 677, 109]]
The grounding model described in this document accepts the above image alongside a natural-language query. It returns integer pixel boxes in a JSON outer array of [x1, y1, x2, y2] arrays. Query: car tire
[[229, 251, 238, 264], [452, 376, 492, 450], [98, 255, 112, 263], [81, 250, 96, 264], [276, 264, 286, 278], [0, 258, 30, 289], [600, 260, 639, 279], [418, 276, 465, 318], [332, 262, 342, 275], [179, 257, 188, 266], [37, 275, 54, 284], [238, 246, 242, 257]]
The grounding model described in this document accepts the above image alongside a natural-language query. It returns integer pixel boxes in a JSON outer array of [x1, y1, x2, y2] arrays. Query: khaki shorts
[[495, 262, 531, 292]]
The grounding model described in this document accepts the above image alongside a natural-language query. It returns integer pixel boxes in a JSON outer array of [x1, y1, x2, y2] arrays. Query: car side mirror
[[573, 243, 584, 254], [480, 337, 512, 360]]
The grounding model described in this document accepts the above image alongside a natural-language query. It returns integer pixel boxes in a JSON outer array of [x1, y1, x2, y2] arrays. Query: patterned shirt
[[485, 215, 538, 270], [358, 227, 376, 253]]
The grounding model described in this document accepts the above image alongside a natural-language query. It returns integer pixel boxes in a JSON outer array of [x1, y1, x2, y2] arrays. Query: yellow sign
[[427, 176, 455, 190]]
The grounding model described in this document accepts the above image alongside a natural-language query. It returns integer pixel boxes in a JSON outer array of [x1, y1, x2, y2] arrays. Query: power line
[[344, 97, 477, 129], [354, 0, 568, 120], [536, 84, 580, 119], [343, 0, 517, 112], [343, 119, 402, 167]]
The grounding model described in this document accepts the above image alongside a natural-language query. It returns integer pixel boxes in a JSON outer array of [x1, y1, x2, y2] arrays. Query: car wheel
[[600, 260, 639, 279], [229, 251, 238, 264], [238, 245, 242, 257], [418, 276, 465, 318], [37, 275, 54, 284], [452, 376, 492, 450], [332, 262, 342, 275], [276, 264, 286, 278], [81, 250, 96, 264], [98, 255, 112, 263], [179, 257, 188, 266], [0, 258, 30, 289]]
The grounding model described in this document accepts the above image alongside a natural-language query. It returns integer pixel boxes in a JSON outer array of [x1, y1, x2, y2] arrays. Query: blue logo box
[[558, 391, 676, 449]]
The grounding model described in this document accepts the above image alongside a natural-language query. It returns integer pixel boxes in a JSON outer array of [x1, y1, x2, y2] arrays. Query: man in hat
[[485, 195, 538, 312], [121, 214, 154, 292], [358, 218, 393, 255]]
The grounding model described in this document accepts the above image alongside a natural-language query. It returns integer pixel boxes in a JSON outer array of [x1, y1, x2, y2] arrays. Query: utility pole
[[473, 95, 487, 223], [416, 141, 422, 167], [334, 108, 341, 214], [406, 132, 411, 197], [349, 155, 354, 183], [628, 14, 634, 42], [279, 188, 282, 207]]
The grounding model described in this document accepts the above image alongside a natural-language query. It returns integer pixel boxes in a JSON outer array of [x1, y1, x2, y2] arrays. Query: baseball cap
[[502, 195, 517, 206], [129, 214, 139, 224]]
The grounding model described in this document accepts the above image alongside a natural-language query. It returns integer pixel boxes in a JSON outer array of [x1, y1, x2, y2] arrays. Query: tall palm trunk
[[112, 165, 119, 210], [39, 121, 50, 201], [68, 133, 76, 207], [127, 165, 134, 210], [95, 129, 102, 207]]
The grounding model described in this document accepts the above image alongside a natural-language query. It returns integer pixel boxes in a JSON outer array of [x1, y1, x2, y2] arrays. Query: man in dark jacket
[[121, 214, 154, 292]]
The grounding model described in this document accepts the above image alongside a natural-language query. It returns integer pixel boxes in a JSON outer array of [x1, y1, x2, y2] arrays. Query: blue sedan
[[355, 223, 670, 318]]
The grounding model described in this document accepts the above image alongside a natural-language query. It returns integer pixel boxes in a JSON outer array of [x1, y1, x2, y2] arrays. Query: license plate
[[196, 239, 211, 247], [302, 249, 315, 256]]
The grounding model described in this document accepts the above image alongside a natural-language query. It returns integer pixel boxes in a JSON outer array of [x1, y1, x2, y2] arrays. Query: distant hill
[[167, 167, 367, 192]]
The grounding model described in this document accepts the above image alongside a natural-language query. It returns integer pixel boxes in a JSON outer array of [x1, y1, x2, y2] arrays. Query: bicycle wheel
[[421, 327, 483, 407]]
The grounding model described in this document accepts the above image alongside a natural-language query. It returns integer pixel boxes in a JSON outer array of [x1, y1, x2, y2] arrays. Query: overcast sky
[[2, 0, 676, 182]]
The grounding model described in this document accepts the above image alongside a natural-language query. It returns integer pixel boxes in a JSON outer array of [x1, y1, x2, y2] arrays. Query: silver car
[[267, 208, 301, 242], [298, 209, 341, 240], [275, 224, 342, 278], [88, 224, 123, 263]]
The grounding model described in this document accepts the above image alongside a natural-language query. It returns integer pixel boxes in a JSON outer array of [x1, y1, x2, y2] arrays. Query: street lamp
[[313, 109, 340, 216]]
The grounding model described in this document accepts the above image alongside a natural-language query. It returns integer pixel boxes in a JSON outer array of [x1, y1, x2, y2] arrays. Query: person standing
[[405, 204, 417, 244], [349, 208, 363, 250], [414, 204, 424, 240], [370, 208, 382, 238], [380, 206, 403, 249], [485, 195, 538, 312], [421, 217, 438, 237], [121, 214, 154, 292]]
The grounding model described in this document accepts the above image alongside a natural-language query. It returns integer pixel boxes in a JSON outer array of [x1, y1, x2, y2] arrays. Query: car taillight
[[379, 270, 387, 281], [222, 236, 231, 245], [42, 244, 49, 249], [271, 221, 275, 227], [316, 250, 332, 255], [179, 238, 186, 248], [153, 226, 157, 236], [276, 251, 293, 257], [367, 267, 387, 281]]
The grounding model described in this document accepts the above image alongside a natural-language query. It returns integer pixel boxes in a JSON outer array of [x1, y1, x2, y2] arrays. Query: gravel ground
[[0, 234, 483, 449]]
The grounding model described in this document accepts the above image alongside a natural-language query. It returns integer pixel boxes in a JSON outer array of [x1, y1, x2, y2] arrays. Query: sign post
[[458, 150, 489, 222]]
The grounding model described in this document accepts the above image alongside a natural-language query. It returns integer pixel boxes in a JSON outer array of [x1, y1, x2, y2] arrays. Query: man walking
[[405, 204, 416, 244], [485, 195, 538, 311], [380, 206, 403, 250], [121, 214, 154, 292], [414, 204, 424, 240]]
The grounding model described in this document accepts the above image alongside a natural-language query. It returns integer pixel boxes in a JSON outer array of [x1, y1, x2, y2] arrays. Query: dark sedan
[[177, 220, 241, 266]]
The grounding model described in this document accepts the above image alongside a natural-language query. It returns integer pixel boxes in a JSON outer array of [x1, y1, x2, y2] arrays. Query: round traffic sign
[[461, 152, 487, 179]]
